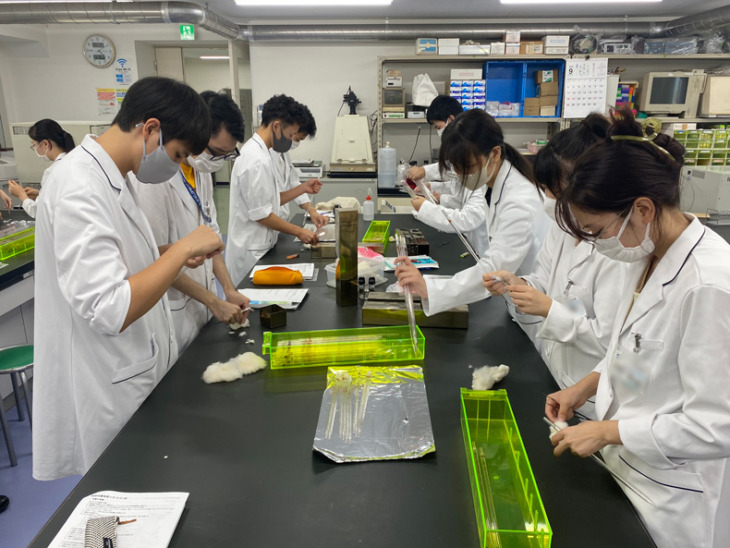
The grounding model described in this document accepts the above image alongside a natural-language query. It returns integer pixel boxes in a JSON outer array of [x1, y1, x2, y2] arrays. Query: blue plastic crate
[[483, 60, 565, 118]]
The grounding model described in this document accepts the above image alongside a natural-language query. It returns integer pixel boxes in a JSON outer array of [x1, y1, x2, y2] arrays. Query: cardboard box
[[540, 105, 556, 116], [524, 97, 540, 110], [505, 43, 520, 55], [385, 70, 402, 87], [537, 80, 559, 97], [520, 41, 544, 55], [439, 46, 459, 56], [451, 68, 483, 80], [438, 38, 460, 47], [542, 35, 570, 47], [539, 95, 558, 107], [504, 30, 521, 43], [416, 38, 437, 55], [459, 44, 490, 55], [544, 46, 570, 55], [534, 70, 554, 84], [524, 105, 540, 116], [491, 42, 506, 55]]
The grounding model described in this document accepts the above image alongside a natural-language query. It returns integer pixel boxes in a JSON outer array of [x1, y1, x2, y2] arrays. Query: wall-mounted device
[[382, 87, 406, 113], [700, 76, 730, 117], [638, 71, 706, 118]]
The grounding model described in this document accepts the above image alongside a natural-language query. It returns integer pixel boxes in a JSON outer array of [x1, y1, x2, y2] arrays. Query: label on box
[[383, 112, 406, 118], [520, 42, 544, 55], [544, 46, 570, 55], [535, 70, 554, 84], [450, 68, 483, 80], [505, 44, 521, 55], [543, 35, 570, 47], [416, 38, 437, 54]]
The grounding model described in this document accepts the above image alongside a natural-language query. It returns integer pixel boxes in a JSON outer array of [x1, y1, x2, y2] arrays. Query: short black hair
[[261, 94, 301, 128], [112, 77, 210, 155], [297, 103, 317, 138], [200, 90, 245, 142], [426, 95, 463, 125], [29, 119, 75, 153]]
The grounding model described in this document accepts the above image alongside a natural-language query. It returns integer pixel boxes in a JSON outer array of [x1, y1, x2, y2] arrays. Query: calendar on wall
[[563, 57, 609, 119]]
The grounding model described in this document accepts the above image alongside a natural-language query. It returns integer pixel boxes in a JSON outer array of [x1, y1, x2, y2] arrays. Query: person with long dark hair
[[547, 109, 730, 548], [7, 118, 75, 218], [395, 109, 550, 317]]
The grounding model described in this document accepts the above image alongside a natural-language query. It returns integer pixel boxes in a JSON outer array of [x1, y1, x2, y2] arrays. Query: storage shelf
[[379, 54, 730, 63], [381, 116, 562, 124]]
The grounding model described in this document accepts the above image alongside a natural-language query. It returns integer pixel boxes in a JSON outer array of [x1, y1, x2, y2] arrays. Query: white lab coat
[[32, 135, 177, 480], [413, 181, 489, 257], [271, 149, 309, 222], [21, 152, 66, 218], [595, 217, 730, 548], [421, 160, 551, 316], [226, 134, 281, 286], [131, 168, 219, 354], [520, 224, 630, 416]]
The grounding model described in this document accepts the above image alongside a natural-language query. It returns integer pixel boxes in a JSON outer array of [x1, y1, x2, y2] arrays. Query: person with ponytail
[[7, 119, 75, 218], [546, 108, 730, 548], [483, 113, 632, 418], [395, 108, 551, 317]]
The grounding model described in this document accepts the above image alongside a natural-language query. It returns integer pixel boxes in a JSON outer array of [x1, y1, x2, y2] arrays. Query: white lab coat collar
[[170, 169, 201, 219], [489, 159, 513, 208], [621, 215, 706, 333], [252, 132, 269, 152]]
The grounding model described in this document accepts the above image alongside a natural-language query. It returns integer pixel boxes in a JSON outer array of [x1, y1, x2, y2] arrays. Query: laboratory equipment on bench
[[362, 188, 375, 221], [362, 292, 468, 328], [638, 71, 705, 118], [396, 231, 419, 355], [680, 166, 730, 219], [292, 160, 324, 181], [330, 87, 376, 178]]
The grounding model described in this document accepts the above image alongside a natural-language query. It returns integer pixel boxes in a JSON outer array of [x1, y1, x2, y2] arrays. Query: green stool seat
[[0, 345, 33, 372], [0, 344, 34, 467]]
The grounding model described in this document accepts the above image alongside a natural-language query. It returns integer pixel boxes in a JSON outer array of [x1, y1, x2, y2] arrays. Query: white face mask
[[289, 140, 300, 151], [463, 158, 495, 191], [187, 151, 224, 174], [593, 209, 655, 263], [34, 142, 50, 161], [542, 196, 557, 221], [136, 129, 180, 184], [436, 119, 450, 137]]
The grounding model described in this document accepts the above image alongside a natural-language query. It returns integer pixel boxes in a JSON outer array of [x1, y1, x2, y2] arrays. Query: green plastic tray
[[262, 325, 424, 369], [361, 220, 390, 253], [461, 389, 552, 548], [0, 227, 35, 260]]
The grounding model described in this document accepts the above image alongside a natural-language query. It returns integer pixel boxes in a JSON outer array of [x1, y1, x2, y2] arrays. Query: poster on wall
[[96, 88, 117, 116], [563, 57, 609, 119], [116, 89, 127, 109], [115, 58, 133, 85]]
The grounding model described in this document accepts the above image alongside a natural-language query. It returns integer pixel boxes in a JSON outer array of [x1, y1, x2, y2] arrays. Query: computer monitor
[[638, 72, 705, 118]]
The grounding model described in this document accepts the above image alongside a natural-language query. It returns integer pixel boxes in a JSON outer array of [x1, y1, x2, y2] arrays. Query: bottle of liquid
[[377, 142, 397, 189], [363, 188, 375, 221]]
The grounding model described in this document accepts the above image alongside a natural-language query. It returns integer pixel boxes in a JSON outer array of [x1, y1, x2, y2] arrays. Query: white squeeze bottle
[[363, 188, 375, 221]]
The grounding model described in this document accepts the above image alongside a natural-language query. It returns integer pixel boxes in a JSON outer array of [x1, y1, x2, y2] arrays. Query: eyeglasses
[[29, 142, 40, 151], [584, 206, 631, 242], [207, 146, 240, 161]]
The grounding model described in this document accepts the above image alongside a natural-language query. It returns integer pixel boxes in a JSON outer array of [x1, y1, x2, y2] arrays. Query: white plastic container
[[377, 142, 397, 189]]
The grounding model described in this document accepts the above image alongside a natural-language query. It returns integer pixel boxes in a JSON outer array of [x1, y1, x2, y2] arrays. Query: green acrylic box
[[461, 388, 552, 548], [0, 226, 35, 260], [361, 220, 390, 254], [262, 325, 424, 369]]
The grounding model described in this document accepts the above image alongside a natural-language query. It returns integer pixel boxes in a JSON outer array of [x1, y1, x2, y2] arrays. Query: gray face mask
[[272, 123, 293, 153], [136, 128, 180, 184]]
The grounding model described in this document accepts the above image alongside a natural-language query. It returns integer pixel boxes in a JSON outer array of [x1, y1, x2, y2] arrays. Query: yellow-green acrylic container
[[0, 227, 35, 260], [262, 325, 424, 369], [461, 389, 552, 548], [362, 220, 390, 253]]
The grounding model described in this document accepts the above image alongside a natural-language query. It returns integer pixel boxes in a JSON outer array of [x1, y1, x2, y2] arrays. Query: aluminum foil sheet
[[313, 365, 435, 463]]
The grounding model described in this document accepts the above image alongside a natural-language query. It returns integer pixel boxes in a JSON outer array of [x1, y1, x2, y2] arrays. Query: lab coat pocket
[[612, 335, 664, 396], [112, 336, 160, 384]]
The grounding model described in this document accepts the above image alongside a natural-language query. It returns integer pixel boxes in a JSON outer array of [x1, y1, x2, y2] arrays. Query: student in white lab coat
[[546, 110, 730, 548], [33, 77, 224, 480], [133, 91, 250, 353], [396, 109, 550, 316], [7, 119, 75, 218], [407, 96, 489, 256], [484, 115, 630, 414], [226, 95, 321, 286], [271, 103, 328, 228]]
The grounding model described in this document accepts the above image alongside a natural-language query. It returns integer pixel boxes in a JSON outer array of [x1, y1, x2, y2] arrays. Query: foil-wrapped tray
[[313, 365, 435, 463]]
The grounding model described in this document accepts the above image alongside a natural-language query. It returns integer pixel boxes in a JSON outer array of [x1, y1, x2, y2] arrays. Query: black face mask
[[272, 123, 293, 153]]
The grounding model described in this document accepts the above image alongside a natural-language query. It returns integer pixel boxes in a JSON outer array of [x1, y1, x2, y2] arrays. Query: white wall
[[249, 41, 413, 166], [183, 58, 252, 94]]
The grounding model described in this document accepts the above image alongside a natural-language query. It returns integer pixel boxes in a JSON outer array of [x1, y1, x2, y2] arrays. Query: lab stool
[[0, 345, 33, 467]]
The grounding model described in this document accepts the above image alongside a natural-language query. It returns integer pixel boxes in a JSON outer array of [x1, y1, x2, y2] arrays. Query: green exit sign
[[180, 24, 195, 41]]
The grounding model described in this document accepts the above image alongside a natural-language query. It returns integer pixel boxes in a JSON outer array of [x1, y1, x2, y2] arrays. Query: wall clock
[[83, 34, 116, 69]]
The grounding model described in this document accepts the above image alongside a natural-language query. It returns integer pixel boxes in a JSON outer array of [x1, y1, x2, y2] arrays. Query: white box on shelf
[[459, 44, 490, 55], [439, 46, 459, 55], [543, 35, 570, 48], [450, 68, 483, 80], [544, 46, 570, 55], [504, 30, 521, 43], [491, 42, 506, 55], [505, 43, 520, 55], [438, 38, 460, 47]]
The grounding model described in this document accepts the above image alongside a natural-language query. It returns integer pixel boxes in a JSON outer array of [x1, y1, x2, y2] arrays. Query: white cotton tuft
[[231, 352, 268, 375], [229, 318, 250, 331], [471, 364, 510, 390], [201, 352, 268, 383], [202, 361, 243, 384]]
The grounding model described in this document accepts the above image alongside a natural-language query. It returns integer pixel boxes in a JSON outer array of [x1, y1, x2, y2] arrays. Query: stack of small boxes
[[614, 82, 638, 112], [504, 31, 520, 55], [524, 70, 559, 117], [449, 68, 486, 111]]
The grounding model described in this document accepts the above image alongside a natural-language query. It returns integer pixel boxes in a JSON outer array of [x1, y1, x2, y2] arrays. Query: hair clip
[[611, 118, 674, 160]]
